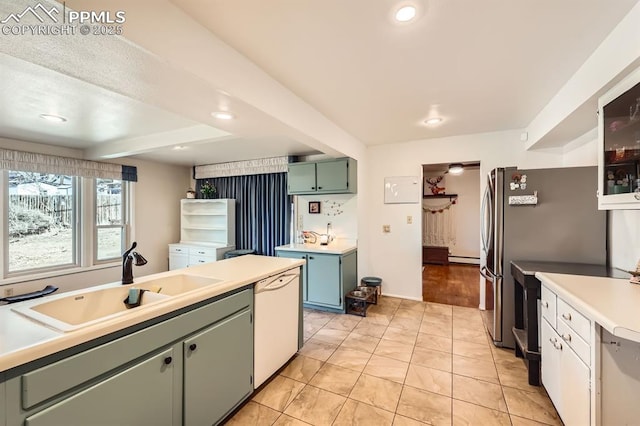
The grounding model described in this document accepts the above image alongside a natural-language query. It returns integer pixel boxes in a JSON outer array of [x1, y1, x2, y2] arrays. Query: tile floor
[[226, 297, 561, 425]]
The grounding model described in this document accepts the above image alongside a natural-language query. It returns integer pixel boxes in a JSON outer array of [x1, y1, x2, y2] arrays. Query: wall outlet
[[383, 225, 391, 233], [3, 288, 14, 297], [407, 215, 413, 224]]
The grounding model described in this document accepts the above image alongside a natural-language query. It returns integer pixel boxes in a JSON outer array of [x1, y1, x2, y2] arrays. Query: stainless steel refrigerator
[[480, 166, 606, 348]]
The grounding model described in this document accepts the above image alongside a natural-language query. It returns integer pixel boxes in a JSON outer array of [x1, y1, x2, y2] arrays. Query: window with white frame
[[95, 178, 128, 262], [7, 171, 79, 273], [0, 148, 137, 280]]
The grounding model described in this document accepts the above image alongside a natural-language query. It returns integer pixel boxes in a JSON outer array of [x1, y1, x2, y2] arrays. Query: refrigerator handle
[[480, 265, 499, 282], [480, 185, 493, 253]]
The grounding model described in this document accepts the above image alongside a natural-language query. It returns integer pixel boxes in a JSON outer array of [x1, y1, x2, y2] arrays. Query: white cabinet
[[541, 285, 591, 426], [169, 199, 236, 270], [180, 199, 235, 246]]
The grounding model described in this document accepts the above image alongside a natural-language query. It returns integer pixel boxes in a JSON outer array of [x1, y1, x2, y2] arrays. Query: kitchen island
[[536, 271, 640, 425], [0, 255, 304, 426]]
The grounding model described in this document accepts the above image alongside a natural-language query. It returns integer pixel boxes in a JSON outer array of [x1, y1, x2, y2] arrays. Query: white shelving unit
[[169, 199, 236, 270]]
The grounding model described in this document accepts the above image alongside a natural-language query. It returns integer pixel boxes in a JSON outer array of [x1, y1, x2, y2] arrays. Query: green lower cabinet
[[24, 348, 175, 426], [3, 288, 254, 426], [276, 249, 357, 313], [307, 254, 341, 307], [183, 309, 253, 426]]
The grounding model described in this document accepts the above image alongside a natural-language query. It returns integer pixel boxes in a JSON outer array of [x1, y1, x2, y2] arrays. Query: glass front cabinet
[[598, 66, 640, 210]]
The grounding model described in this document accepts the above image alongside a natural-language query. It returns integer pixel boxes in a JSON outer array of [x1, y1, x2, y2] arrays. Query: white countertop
[[536, 272, 640, 342], [0, 255, 304, 373], [274, 241, 357, 255]]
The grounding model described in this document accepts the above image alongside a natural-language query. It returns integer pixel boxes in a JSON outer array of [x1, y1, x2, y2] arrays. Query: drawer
[[189, 255, 216, 265], [190, 247, 218, 257], [557, 318, 590, 365], [557, 298, 590, 344], [169, 245, 188, 254], [541, 285, 557, 328]]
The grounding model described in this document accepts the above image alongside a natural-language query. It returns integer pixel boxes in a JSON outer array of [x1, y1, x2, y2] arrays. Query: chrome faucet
[[122, 242, 148, 285]]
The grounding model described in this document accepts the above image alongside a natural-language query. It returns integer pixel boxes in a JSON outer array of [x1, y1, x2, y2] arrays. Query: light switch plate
[[383, 225, 391, 233]]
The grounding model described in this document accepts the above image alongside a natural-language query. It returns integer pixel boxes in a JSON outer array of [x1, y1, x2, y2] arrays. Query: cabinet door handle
[[318, 186, 323, 190], [541, 300, 548, 308], [309, 256, 314, 260], [198, 251, 205, 254], [562, 333, 572, 342], [561, 312, 572, 321], [189, 343, 197, 351], [164, 356, 173, 365]]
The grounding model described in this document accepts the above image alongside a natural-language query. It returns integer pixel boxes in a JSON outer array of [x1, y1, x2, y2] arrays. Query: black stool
[[361, 276, 382, 304]]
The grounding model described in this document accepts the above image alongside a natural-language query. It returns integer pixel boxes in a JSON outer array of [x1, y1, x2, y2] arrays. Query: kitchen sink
[[12, 274, 223, 332], [135, 274, 222, 296]]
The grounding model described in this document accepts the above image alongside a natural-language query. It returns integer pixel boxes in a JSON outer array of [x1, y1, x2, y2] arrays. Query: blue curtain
[[195, 173, 291, 256]]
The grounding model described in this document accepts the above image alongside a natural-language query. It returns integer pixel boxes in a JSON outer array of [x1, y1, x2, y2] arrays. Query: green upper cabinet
[[288, 157, 357, 195]]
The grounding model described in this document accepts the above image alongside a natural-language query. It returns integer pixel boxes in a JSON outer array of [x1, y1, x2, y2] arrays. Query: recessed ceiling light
[[395, 5, 417, 22], [39, 114, 67, 123], [173, 145, 187, 151], [211, 111, 235, 120], [424, 117, 443, 126]]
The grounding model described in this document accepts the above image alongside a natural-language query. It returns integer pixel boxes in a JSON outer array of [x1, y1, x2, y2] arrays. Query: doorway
[[421, 162, 481, 307]]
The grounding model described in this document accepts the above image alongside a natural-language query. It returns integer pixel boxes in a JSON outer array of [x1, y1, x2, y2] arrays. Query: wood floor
[[422, 263, 480, 308]]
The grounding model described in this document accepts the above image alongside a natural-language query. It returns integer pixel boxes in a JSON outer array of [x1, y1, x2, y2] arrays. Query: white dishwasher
[[254, 268, 300, 388]]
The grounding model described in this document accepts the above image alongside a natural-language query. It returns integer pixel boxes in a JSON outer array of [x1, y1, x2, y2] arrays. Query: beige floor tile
[[363, 312, 394, 326], [279, 355, 324, 383], [382, 327, 418, 345], [494, 355, 527, 372], [374, 339, 415, 362], [311, 328, 350, 345], [452, 340, 493, 361], [415, 333, 452, 353], [509, 414, 552, 425], [453, 319, 485, 335], [305, 311, 336, 324], [368, 304, 399, 317], [497, 369, 541, 392], [364, 354, 409, 384], [394, 308, 424, 319], [283, 385, 346, 426], [411, 346, 452, 372], [502, 387, 562, 425], [404, 364, 452, 397], [308, 363, 361, 396], [389, 316, 422, 332], [453, 374, 507, 412], [349, 374, 404, 412], [297, 338, 338, 362], [379, 296, 403, 308], [452, 324, 489, 345], [303, 320, 324, 337], [225, 401, 280, 425], [252, 375, 306, 411], [272, 414, 313, 425], [419, 318, 452, 338], [399, 299, 426, 311], [452, 400, 511, 426], [492, 346, 517, 361], [326, 347, 372, 372], [333, 399, 395, 426], [396, 386, 452, 426], [392, 414, 428, 425], [340, 332, 381, 353], [353, 320, 388, 338], [452, 354, 499, 384], [424, 302, 453, 316], [325, 315, 362, 331]]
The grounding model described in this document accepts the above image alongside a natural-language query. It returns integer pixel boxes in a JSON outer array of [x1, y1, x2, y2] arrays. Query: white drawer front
[[541, 285, 557, 328], [190, 247, 218, 257], [169, 245, 188, 254], [556, 298, 590, 344], [557, 318, 590, 365], [189, 255, 216, 265]]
